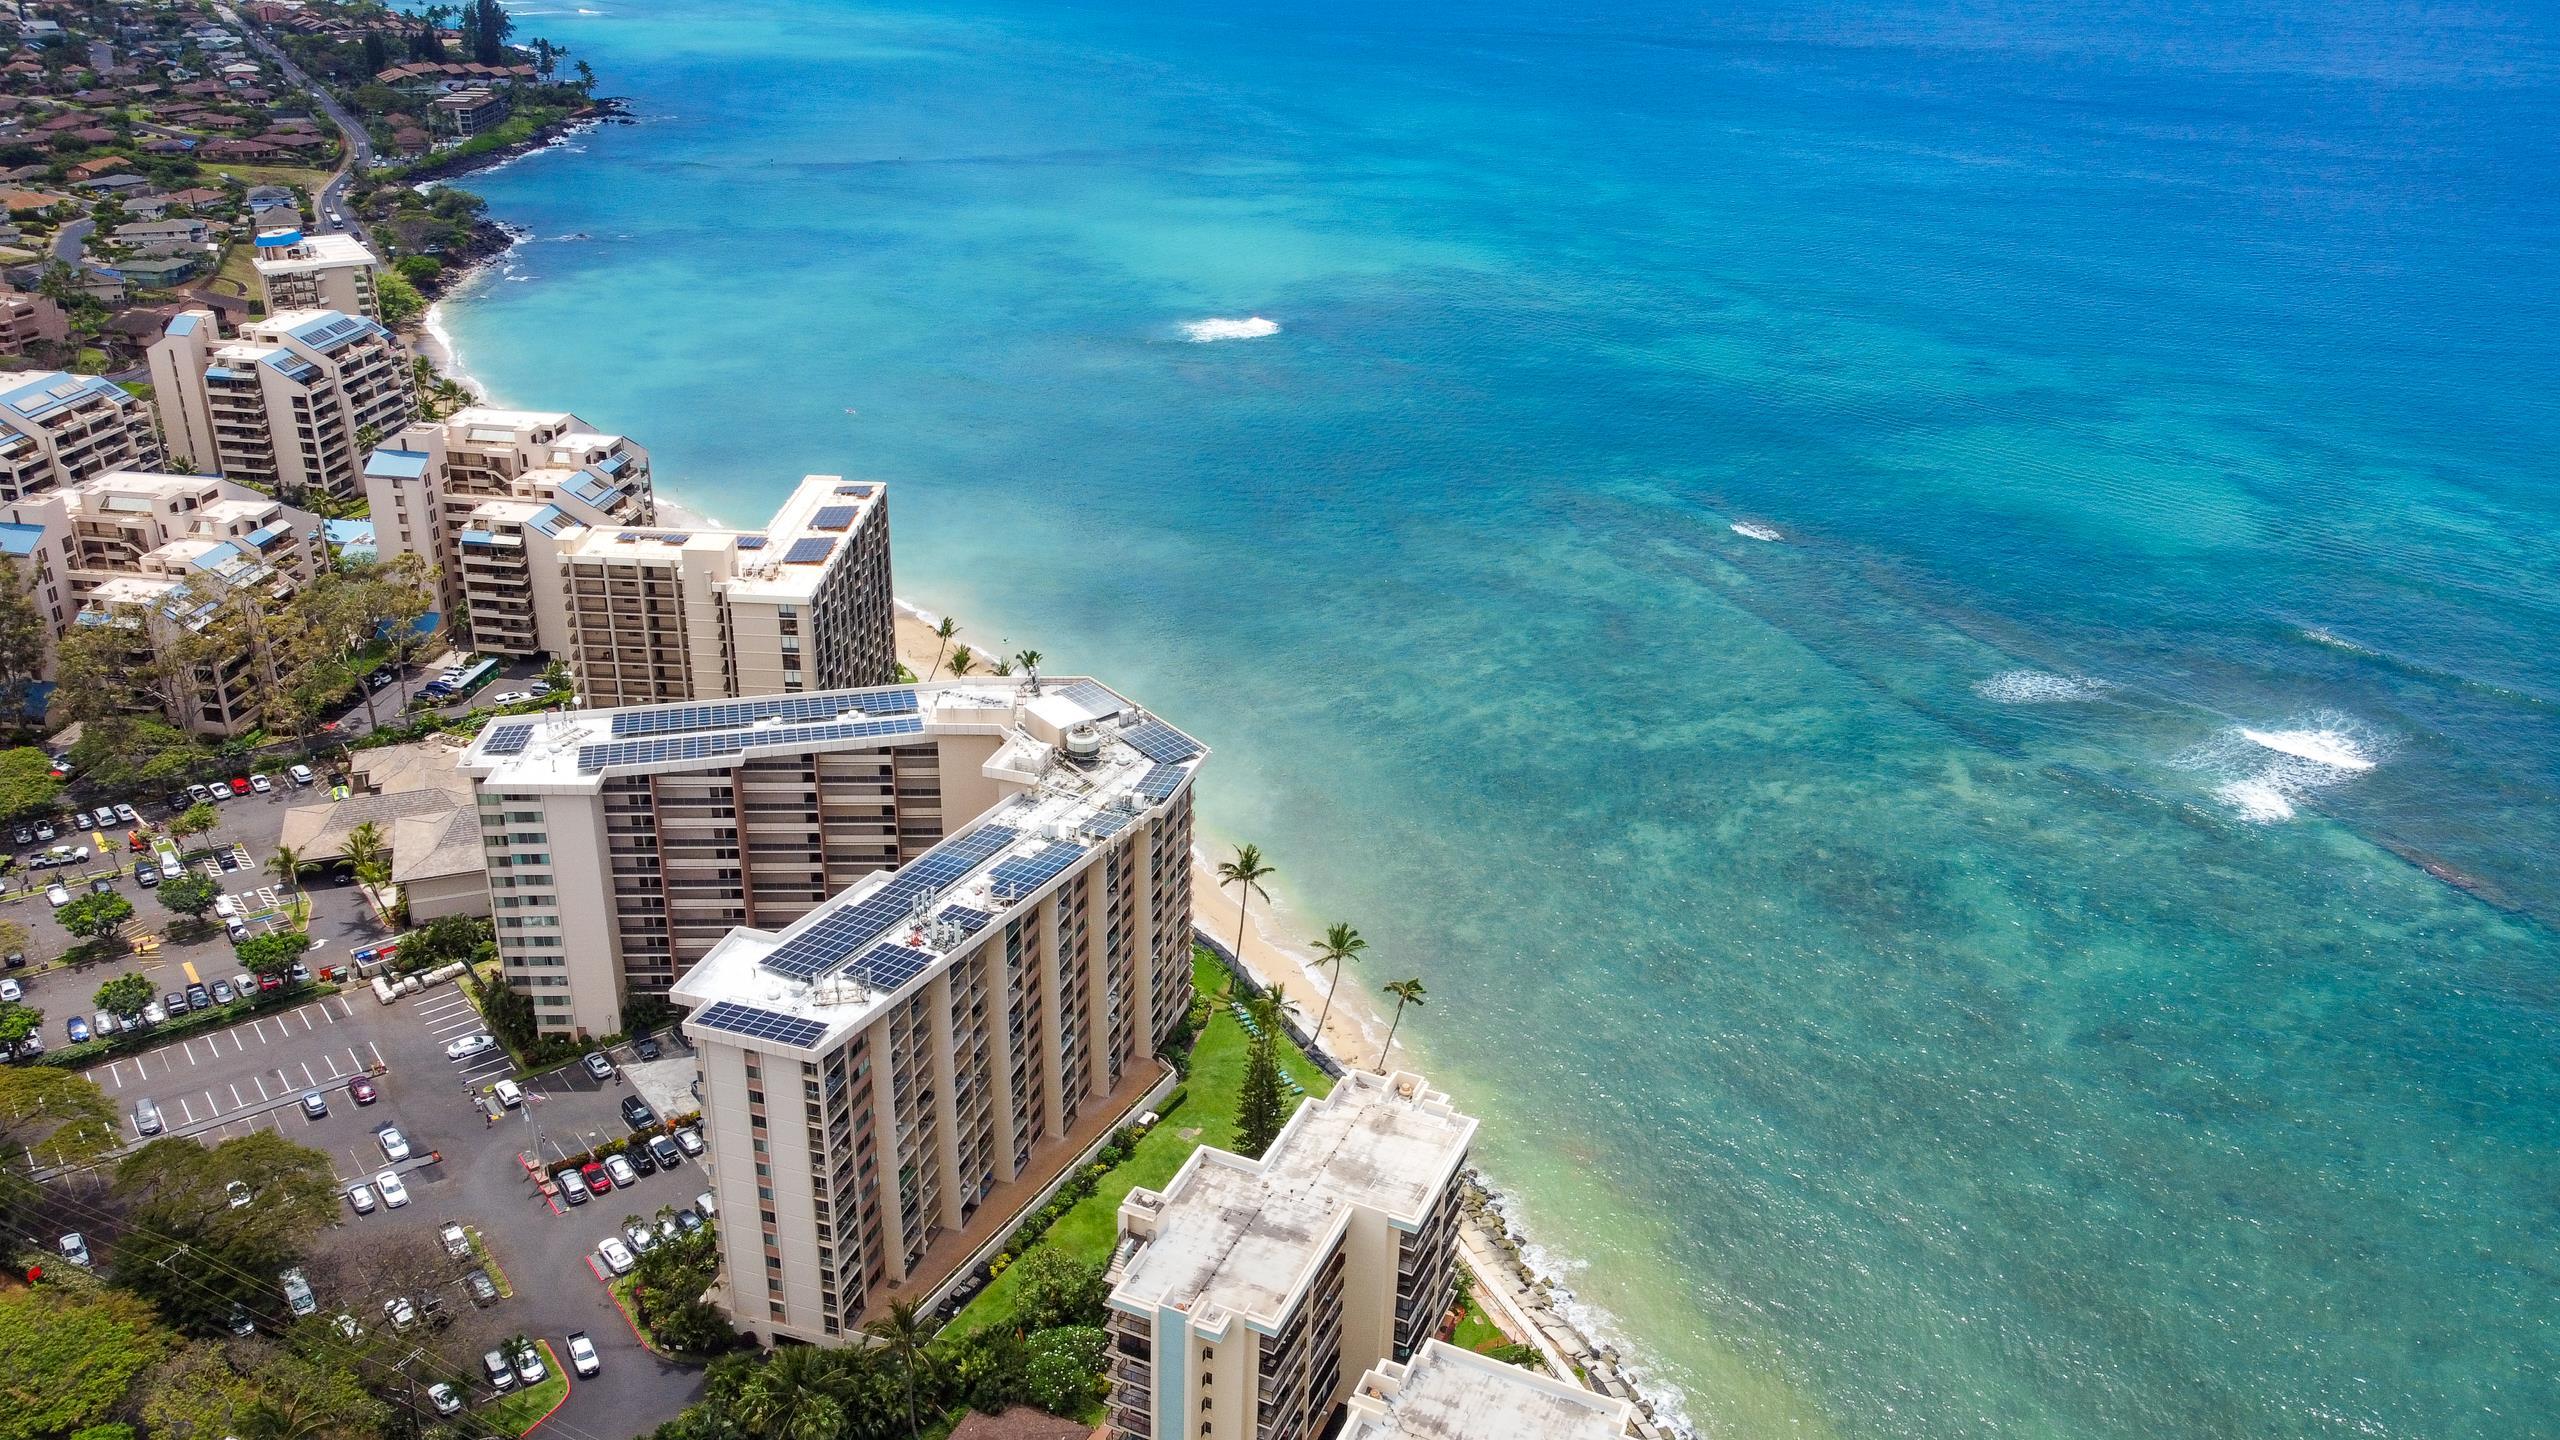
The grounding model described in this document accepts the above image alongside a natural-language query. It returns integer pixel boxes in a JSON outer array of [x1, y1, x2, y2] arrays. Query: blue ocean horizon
[[444, 0, 2558, 1434]]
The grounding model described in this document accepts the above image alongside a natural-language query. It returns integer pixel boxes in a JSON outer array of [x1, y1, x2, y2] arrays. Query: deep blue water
[[446, 2, 2558, 1435]]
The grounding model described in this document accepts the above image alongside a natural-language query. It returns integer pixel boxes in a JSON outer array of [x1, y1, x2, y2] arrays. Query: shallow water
[[443, 1, 2560, 1435]]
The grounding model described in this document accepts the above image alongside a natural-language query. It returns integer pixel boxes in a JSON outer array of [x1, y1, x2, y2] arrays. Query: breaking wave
[[1975, 671, 2109, 705], [1730, 521, 1783, 542], [2178, 710, 2387, 823], [1182, 316, 1280, 342]]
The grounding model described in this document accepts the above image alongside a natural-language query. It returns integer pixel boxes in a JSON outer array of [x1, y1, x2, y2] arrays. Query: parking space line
[[337, 995, 353, 1019], [299, 1008, 315, 1032], [229, 1082, 244, 1107], [301, 1060, 316, 1086], [228, 1029, 243, 1054], [367, 1041, 383, 1068], [178, 1096, 195, 1123]]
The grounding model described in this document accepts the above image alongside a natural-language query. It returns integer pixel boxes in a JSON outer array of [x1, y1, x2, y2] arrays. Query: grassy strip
[[942, 950, 1330, 1340], [1451, 1286, 1507, 1352], [475, 1339, 567, 1436], [468, 1225, 514, 1299]]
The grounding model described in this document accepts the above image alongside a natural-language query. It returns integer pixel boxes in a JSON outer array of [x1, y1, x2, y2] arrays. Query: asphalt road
[[51, 216, 92, 265], [219, 2, 376, 240]]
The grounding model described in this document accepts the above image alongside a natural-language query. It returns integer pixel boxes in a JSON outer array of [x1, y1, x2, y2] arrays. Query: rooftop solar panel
[[577, 715, 921, 773], [1119, 719, 1204, 764], [1080, 808, 1138, 840], [1052, 679, 1124, 718], [481, 722, 535, 756], [693, 1000, 828, 1050], [783, 536, 836, 565], [809, 505, 856, 531], [1133, 762, 1189, 803], [759, 825, 1022, 980], [607, 687, 922, 738], [990, 842, 1086, 901], [736, 534, 767, 549], [938, 905, 994, 935], [849, 943, 931, 992]]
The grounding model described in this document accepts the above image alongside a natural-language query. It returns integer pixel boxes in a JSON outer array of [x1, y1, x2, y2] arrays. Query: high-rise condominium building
[[364, 407, 656, 623], [0, 370, 161, 503], [1104, 1071, 1477, 1440], [1340, 1340, 1636, 1440], [460, 678, 1203, 1343], [0, 469, 321, 734], [251, 228, 384, 320], [148, 308, 415, 501]]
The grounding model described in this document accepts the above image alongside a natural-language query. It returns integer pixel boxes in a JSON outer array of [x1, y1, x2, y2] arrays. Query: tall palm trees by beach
[[1310, 922, 1366, 1043], [926, 615, 959, 680], [1216, 843, 1275, 978], [1379, 977, 1427, 1071]]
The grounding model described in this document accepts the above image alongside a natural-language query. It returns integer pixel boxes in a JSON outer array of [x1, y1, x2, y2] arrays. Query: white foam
[[2239, 726, 2375, 772], [1730, 521, 1783, 542], [2217, 777, 2297, 823], [1975, 670, 2108, 705], [1487, 1185, 1700, 1439], [1181, 316, 1279, 342]]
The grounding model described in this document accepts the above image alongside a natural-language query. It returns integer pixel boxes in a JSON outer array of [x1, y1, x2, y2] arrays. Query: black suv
[[620, 1096, 657, 1132]]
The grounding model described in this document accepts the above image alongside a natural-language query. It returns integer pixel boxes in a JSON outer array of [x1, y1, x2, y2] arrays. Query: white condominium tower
[[1105, 1071, 1478, 1440], [0, 370, 160, 502], [1341, 1340, 1637, 1440], [251, 228, 385, 320], [457, 678, 1203, 1342], [148, 309, 415, 502]]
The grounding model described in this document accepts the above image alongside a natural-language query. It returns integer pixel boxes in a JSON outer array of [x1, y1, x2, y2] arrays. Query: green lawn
[[476, 1339, 567, 1435], [940, 951, 1332, 1341], [1451, 1287, 1507, 1352]]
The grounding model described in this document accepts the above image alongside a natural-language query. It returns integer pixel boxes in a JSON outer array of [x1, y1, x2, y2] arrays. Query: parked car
[[287, 764, 315, 787], [133, 1097, 162, 1135], [673, 1207, 705, 1235], [10, 826, 28, 846], [281, 1268, 316, 1316], [164, 990, 189, 1017], [185, 983, 210, 1010], [63, 1015, 88, 1044], [71, 811, 91, 831], [376, 1124, 410, 1162], [621, 1096, 658, 1131], [348, 1074, 379, 1105], [428, 1383, 462, 1417], [580, 1160, 611, 1195], [513, 1344, 547, 1385], [696, 1190, 717, 1216], [628, 1143, 657, 1177], [45, 883, 69, 908], [493, 1078, 524, 1108], [209, 980, 235, 1005], [583, 1051, 616, 1082], [634, 1033, 663, 1061], [88, 875, 113, 895], [623, 1221, 657, 1254], [444, 1032, 497, 1061], [226, 1180, 253, 1209], [32, 821, 52, 841], [490, 689, 532, 705], [347, 1183, 377, 1215], [58, 1233, 89, 1266], [481, 1349, 516, 1392], [0, 979, 17, 1003], [114, 803, 138, 826], [604, 1152, 639, 1188], [2, 951, 21, 971], [465, 1268, 499, 1305], [567, 1330, 601, 1377], [648, 1134, 684, 1170], [381, 1295, 416, 1330], [248, 774, 272, 794], [135, 863, 159, 887], [376, 1169, 409, 1208], [142, 1000, 165, 1026], [556, 1165, 590, 1205], [596, 1237, 635, 1275], [301, 1090, 329, 1119], [227, 778, 250, 796]]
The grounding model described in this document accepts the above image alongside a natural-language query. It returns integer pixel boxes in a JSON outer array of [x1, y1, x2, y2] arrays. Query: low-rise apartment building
[[364, 407, 655, 626], [0, 287, 67, 356], [0, 469, 321, 734], [148, 308, 415, 502], [251, 228, 383, 320], [1105, 1071, 1477, 1440], [461, 680, 1204, 1343], [0, 370, 161, 503], [1341, 1340, 1636, 1440]]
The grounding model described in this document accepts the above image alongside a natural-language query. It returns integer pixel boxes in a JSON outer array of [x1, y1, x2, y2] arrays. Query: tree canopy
[[0, 748, 62, 823], [57, 891, 134, 947], [0, 1286, 175, 1440], [155, 871, 217, 920]]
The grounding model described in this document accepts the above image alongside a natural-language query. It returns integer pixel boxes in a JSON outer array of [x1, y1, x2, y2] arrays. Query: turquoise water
[[445, 2, 2558, 1435]]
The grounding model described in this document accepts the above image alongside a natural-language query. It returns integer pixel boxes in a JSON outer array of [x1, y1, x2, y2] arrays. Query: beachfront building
[[367, 416, 893, 701], [364, 407, 654, 630], [460, 679, 1203, 1335], [251, 228, 384, 321], [1103, 1071, 1477, 1440], [1340, 1340, 1636, 1440], [0, 371, 161, 503], [147, 308, 416, 503], [0, 469, 322, 735]]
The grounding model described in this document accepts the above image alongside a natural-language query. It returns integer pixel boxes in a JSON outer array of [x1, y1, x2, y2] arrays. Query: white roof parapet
[[1342, 1340, 1636, 1440]]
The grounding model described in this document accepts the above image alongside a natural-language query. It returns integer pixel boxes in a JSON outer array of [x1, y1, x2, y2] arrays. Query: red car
[[257, 973, 281, 992], [581, 1161, 612, 1194], [348, 1075, 379, 1105], [228, 777, 251, 795]]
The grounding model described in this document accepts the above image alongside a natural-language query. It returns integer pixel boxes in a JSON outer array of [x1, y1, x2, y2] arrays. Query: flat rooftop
[[1110, 1071, 1478, 1336], [1344, 1342, 1633, 1440], [252, 231, 377, 273], [457, 677, 1205, 1047]]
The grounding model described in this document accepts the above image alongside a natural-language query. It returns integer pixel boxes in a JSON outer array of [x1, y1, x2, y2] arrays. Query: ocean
[[441, 1, 2559, 1435]]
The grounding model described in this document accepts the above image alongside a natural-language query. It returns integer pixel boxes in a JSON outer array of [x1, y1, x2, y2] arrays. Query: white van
[[493, 1078, 524, 1109], [214, 893, 241, 919]]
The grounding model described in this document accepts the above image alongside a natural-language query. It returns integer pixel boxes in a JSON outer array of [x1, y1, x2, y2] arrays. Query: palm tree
[[268, 844, 302, 916], [1216, 844, 1276, 975], [1310, 922, 1366, 1042], [342, 821, 385, 913], [1014, 648, 1041, 674], [731, 1345, 847, 1440], [1379, 977, 1427, 1071], [866, 1296, 930, 1440], [991, 658, 1013, 676], [947, 645, 976, 677], [927, 615, 959, 680]]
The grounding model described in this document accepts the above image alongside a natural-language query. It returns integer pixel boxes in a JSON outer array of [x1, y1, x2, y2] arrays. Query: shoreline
[[416, 117, 1697, 1440]]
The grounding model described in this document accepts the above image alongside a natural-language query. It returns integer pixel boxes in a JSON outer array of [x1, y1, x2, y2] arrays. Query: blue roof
[[528, 504, 580, 539], [0, 523, 42, 558], [165, 312, 201, 337], [365, 448, 430, 480], [0, 372, 123, 423], [189, 540, 245, 573], [243, 522, 288, 549], [560, 468, 624, 508], [284, 311, 378, 352]]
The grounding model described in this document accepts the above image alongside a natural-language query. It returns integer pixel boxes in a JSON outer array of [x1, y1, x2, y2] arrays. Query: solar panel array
[[1118, 719, 1204, 763], [578, 716, 921, 773], [609, 687, 920, 738], [1052, 679, 1124, 718], [809, 505, 857, 531], [849, 942, 931, 992], [481, 721, 535, 756], [937, 905, 993, 935], [1080, 808, 1138, 841], [783, 536, 837, 565], [990, 842, 1086, 901], [694, 1000, 828, 1050], [736, 534, 768, 550], [1133, 762, 1190, 802], [760, 824, 1021, 980]]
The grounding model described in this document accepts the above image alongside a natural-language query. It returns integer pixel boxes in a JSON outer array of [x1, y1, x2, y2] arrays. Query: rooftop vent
[[1061, 723, 1103, 768]]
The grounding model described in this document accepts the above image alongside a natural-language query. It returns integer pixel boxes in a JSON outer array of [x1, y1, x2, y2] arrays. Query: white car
[[566, 1330, 600, 1378], [57, 1232, 89, 1267], [248, 774, 272, 793], [624, 1221, 657, 1254], [595, 1236, 635, 1275], [333, 1312, 362, 1341], [44, 883, 68, 907], [0, 979, 18, 1003], [287, 764, 315, 787], [428, 1382, 462, 1417], [490, 689, 532, 705], [375, 1169, 409, 1208], [376, 1124, 411, 1161], [346, 1183, 377, 1215], [439, 1222, 472, 1261], [225, 1180, 252, 1209], [513, 1345, 547, 1385], [444, 1032, 497, 1061], [696, 1189, 716, 1217], [381, 1295, 416, 1330]]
